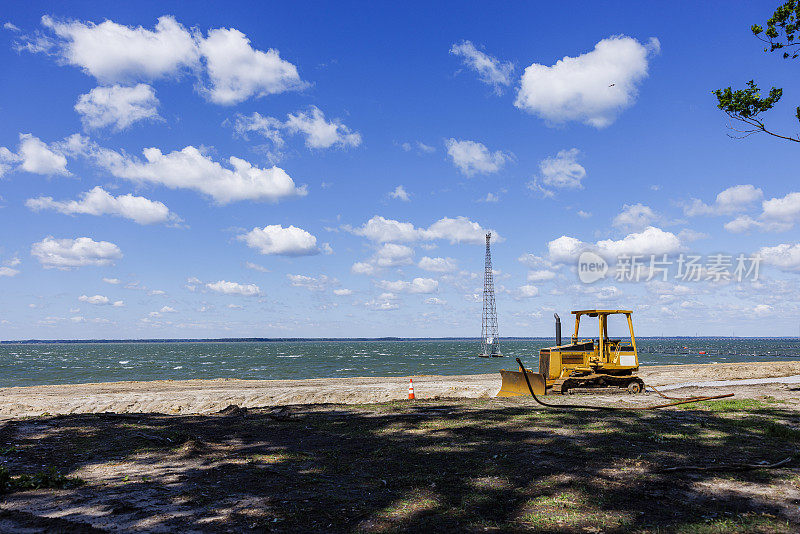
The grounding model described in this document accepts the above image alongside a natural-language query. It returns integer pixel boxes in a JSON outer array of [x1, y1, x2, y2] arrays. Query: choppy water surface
[[0, 338, 798, 387]]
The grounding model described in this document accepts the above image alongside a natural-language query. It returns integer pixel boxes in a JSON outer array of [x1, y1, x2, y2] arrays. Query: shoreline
[[1, 360, 799, 417]]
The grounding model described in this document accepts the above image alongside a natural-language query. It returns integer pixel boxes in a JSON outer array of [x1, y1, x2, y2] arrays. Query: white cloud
[[547, 226, 682, 263], [517, 284, 539, 298], [232, 107, 361, 150], [389, 185, 410, 201], [684, 185, 763, 216], [198, 26, 306, 105], [613, 203, 658, 232], [400, 141, 436, 154], [758, 243, 800, 272], [547, 236, 585, 263], [515, 35, 660, 127], [425, 217, 500, 245], [0, 267, 19, 277], [527, 270, 556, 282], [536, 148, 586, 189], [351, 262, 376, 276], [374, 243, 414, 267], [481, 192, 500, 203], [753, 304, 773, 317], [4, 22, 20, 32], [418, 256, 457, 273], [102, 277, 120, 284], [27, 186, 178, 225], [159, 306, 176, 313], [287, 274, 335, 291], [206, 280, 261, 296], [346, 216, 422, 243], [346, 215, 501, 246], [91, 145, 306, 204], [27, 16, 306, 106], [38, 15, 200, 83], [78, 294, 110, 305], [244, 261, 270, 273], [425, 297, 446, 305], [32, 236, 122, 269], [75, 84, 160, 130], [722, 191, 800, 233], [333, 288, 353, 296], [284, 106, 361, 149], [0, 133, 69, 176], [449, 40, 513, 94], [365, 293, 399, 311], [596, 226, 682, 258], [378, 277, 439, 294], [237, 225, 321, 256], [444, 138, 511, 176]]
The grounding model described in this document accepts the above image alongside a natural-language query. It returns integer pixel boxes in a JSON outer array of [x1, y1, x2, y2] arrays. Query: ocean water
[[0, 338, 798, 387]]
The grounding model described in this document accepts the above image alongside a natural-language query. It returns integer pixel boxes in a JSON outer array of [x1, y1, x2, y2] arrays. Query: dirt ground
[[1, 360, 799, 417], [0, 367, 799, 532]]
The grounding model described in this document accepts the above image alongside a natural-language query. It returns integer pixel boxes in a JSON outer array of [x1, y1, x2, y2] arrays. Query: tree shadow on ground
[[0, 398, 798, 532]]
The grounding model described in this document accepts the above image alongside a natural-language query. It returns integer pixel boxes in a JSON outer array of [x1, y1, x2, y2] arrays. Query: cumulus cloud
[[206, 280, 261, 296], [287, 274, 336, 291], [517, 285, 540, 298], [449, 40, 513, 94], [198, 27, 306, 105], [345, 215, 501, 245], [22, 16, 305, 105], [232, 107, 361, 151], [26, 186, 179, 225], [90, 145, 306, 204], [374, 243, 414, 267], [31, 15, 200, 82], [725, 191, 800, 233], [758, 243, 800, 271], [418, 256, 457, 273], [31, 236, 122, 269], [0, 267, 19, 277], [75, 84, 160, 130], [78, 294, 123, 306], [351, 262, 376, 276], [527, 270, 556, 282], [684, 184, 763, 217], [333, 288, 353, 296], [612, 203, 659, 232], [389, 185, 410, 201], [532, 148, 586, 191], [515, 35, 660, 127], [378, 277, 439, 294], [284, 107, 361, 149], [547, 226, 682, 263], [445, 138, 511, 176], [237, 224, 322, 256], [0, 133, 69, 176]]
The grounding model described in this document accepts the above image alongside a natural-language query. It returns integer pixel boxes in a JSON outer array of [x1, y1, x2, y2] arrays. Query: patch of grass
[[679, 399, 774, 412], [0, 466, 84, 494], [250, 451, 312, 464], [675, 512, 793, 533]]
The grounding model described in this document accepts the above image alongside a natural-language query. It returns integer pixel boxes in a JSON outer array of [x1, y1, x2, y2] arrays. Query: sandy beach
[[2, 360, 799, 417]]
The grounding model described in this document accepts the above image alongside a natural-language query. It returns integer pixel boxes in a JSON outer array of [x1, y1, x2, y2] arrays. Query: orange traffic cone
[[408, 378, 415, 400]]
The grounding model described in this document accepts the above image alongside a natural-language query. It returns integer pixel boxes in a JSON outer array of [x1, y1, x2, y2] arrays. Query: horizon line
[[2, 335, 800, 344]]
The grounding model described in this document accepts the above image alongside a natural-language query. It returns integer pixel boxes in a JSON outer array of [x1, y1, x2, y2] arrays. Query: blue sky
[[1, 1, 799, 339]]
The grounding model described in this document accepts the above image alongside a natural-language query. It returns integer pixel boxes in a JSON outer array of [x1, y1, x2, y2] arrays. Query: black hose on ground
[[515, 358, 734, 411]]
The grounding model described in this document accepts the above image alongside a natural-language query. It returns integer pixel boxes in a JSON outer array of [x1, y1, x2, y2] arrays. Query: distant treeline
[[2, 336, 799, 344]]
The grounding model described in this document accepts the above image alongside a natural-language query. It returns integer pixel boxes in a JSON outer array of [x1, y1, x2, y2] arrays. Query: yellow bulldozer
[[498, 309, 645, 396]]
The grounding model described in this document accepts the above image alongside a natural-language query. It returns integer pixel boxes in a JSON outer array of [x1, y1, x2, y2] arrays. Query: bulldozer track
[[515, 359, 733, 411]]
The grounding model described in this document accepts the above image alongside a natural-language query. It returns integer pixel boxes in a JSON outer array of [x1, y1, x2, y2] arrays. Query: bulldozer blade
[[497, 369, 546, 397]]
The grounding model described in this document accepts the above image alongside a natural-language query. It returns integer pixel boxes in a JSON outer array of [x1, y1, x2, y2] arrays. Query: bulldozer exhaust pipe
[[554, 313, 561, 346]]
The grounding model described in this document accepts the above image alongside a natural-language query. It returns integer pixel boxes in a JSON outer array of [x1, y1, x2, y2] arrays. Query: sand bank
[[1, 360, 798, 417]]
